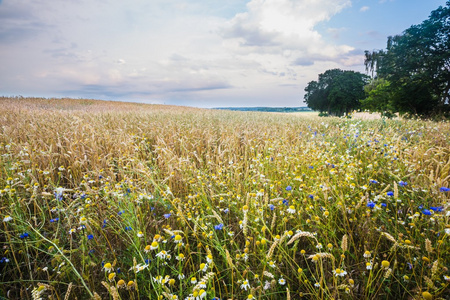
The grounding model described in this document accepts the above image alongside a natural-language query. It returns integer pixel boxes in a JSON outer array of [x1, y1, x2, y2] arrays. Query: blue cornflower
[[145, 259, 151, 264], [308, 194, 314, 199], [398, 181, 407, 187], [214, 223, 224, 230], [269, 204, 275, 211], [367, 201, 376, 209], [223, 208, 229, 214], [163, 213, 171, 219], [87, 234, 94, 240], [309, 166, 314, 169], [381, 203, 387, 208], [282, 199, 289, 206], [286, 186, 292, 191], [50, 218, 59, 223], [118, 210, 124, 215], [125, 226, 132, 231], [440, 187, 450, 192], [421, 209, 432, 216], [19, 232, 29, 239], [387, 191, 394, 196], [430, 206, 443, 212]]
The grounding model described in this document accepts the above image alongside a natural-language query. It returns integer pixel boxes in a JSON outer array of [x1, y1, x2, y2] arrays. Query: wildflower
[[367, 201, 375, 209], [206, 254, 213, 264], [363, 251, 371, 258], [316, 243, 323, 249], [398, 181, 408, 187], [176, 253, 185, 261], [156, 250, 170, 260], [422, 292, 433, 300], [174, 234, 183, 243], [268, 260, 276, 268], [247, 294, 254, 299], [190, 277, 197, 284], [50, 218, 59, 223], [108, 272, 116, 281], [387, 191, 394, 196], [269, 204, 275, 211], [178, 273, 185, 280], [381, 260, 390, 269], [314, 282, 320, 288], [131, 263, 148, 273], [117, 279, 126, 288], [127, 280, 135, 289], [144, 245, 151, 253], [19, 232, 29, 239], [369, 179, 378, 184], [79, 216, 87, 224], [333, 268, 348, 277], [287, 205, 296, 214], [443, 275, 450, 281], [3, 215, 13, 222], [242, 205, 249, 212], [286, 186, 292, 191], [422, 209, 432, 216], [214, 223, 223, 230], [263, 280, 271, 290], [199, 263, 208, 272], [439, 187, 450, 192], [150, 241, 159, 250], [103, 262, 113, 272], [87, 234, 94, 240], [327, 243, 333, 250], [137, 231, 144, 238], [163, 213, 171, 219], [240, 280, 250, 290], [366, 262, 372, 270], [278, 277, 286, 285], [311, 255, 319, 263]]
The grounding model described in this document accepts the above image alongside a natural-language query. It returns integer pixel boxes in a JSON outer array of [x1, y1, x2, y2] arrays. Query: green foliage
[[361, 79, 395, 118], [304, 69, 369, 117], [364, 2, 450, 118]]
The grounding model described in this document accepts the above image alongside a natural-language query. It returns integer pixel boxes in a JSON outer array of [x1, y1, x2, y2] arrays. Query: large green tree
[[364, 2, 450, 117], [304, 69, 369, 116]]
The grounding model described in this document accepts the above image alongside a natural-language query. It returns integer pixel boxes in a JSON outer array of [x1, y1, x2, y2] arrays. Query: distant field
[[1, 97, 449, 299]]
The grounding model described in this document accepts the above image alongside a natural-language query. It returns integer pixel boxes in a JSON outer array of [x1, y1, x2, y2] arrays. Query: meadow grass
[[0, 96, 449, 299]]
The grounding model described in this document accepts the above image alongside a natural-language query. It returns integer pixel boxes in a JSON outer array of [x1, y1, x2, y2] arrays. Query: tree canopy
[[304, 69, 369, 116], [363, 1, 450, 117]]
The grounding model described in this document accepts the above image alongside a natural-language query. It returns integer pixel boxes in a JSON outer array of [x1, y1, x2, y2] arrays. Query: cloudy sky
[[0, 0, 447, 107]]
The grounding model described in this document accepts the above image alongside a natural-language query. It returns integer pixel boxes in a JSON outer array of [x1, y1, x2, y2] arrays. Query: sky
[[0, 0, 447, 108]]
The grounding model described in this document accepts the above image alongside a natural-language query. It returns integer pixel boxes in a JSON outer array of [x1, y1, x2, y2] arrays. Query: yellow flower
[[103, 263, 113, 272], [422, 291, 433, 300], [117, 279, 126, 288], [108, 272, 116, 281], [381, 260, 390, 269]]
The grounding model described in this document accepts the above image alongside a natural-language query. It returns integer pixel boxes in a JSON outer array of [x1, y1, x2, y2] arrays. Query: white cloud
[[0, 0, 364, 107], [360, 6, 370, 12]]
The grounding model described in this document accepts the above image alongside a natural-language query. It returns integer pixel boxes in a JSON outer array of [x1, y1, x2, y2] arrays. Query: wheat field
[[1, 97, 449, 299]]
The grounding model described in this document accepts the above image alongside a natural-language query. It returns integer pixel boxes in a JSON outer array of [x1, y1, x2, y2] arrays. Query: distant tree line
[[305, 1, 449, 119]]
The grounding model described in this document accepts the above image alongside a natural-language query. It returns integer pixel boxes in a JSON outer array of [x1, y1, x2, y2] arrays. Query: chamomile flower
[[278, 277, 286, 285], [176, 253, 185, 261], [268, 260, 276, 268], [108, 272, 116, 281], [137, 231, 144, 238], [366, 262, 373, 270], [316, 243, 323, 250], [363, 251, 371, 258], [3, 215, 13, 222], [190, 277, 197, 284], [150, 241, 159, 250], [206, 254, 213, 264], [103, 262, 113, 272], [287, 205, 296, 214], [198, 281, 207, 289], [333, 268, 347, 277], [174, 234, 183, 243], [199, 263, 208, 272], [156, 250, 170, 260], [240, 280, 250, 290]]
